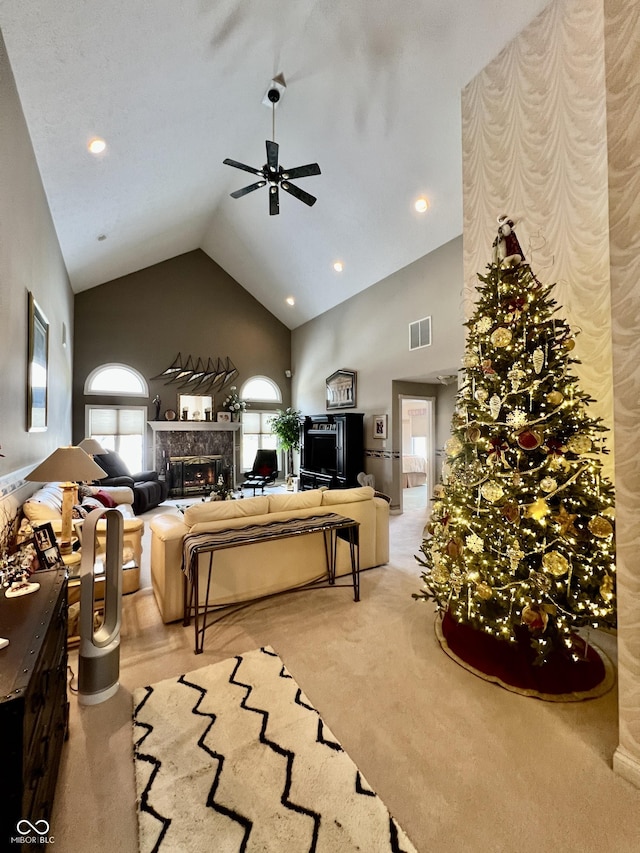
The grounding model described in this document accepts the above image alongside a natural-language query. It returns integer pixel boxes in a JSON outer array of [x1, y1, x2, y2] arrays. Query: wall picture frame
[[326, 369, 357, 410], [373, 414, 387, 439], [27, 292, 49, 432]]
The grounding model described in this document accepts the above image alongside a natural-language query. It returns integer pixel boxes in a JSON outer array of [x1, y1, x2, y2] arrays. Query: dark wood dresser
[[0, 568, 68, 847]]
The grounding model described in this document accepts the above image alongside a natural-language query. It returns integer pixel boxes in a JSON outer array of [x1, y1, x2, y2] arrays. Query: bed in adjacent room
[[402, 454, 427, 488]]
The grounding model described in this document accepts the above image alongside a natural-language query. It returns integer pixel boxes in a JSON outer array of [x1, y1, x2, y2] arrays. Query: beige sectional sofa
[[150, 486, 389, 623]]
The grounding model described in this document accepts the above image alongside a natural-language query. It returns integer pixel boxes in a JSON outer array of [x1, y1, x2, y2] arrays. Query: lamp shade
[[26, 446, 108, 483], [78, 437, 106, 456]]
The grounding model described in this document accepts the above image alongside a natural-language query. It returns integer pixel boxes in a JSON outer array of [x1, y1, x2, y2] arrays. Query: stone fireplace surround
[[148, 421, 241, 488]]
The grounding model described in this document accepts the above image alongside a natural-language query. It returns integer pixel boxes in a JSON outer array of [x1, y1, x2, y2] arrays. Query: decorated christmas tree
[[416, 218, 615, 667]]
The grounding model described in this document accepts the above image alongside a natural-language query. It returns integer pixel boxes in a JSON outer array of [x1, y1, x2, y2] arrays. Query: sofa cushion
[[95, 451, 130, 479], [267, 490, 323, 513], [321, 486, 374, 505], [94, 489, 117, 508], [184, 495, 269, 528]]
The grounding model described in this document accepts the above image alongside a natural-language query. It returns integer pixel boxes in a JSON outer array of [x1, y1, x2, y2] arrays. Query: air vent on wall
[[409, 316, 431, 350]]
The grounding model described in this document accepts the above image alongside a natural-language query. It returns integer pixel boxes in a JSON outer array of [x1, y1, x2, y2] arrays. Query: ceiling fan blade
[[223, 158, 263, 177], [282, 163, 321, 180], [266, 140, 279, 174], [269, 185, 280, 216], [230, 181, 266, 199], [281, 181, 317, 207]]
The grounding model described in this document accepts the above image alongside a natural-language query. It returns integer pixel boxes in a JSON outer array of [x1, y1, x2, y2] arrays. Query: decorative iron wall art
[[151, 354, 238, 394]]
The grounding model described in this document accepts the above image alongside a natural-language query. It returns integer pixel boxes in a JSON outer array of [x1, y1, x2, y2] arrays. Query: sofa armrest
[[95, 485, 135, 505], [132, 470, 159, 482], [99, 475, 135, 488], [150, 514, 189, 542]]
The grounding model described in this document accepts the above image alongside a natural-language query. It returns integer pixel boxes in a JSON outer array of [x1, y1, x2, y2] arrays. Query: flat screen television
[[308, 434, 336, 474]]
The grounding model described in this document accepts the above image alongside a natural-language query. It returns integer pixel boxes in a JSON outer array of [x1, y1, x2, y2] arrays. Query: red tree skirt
[[437, 611, 614, 701]]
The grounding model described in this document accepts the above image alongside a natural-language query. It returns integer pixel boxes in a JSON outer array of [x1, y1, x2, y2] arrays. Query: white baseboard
[[613, 746, 640, 789]]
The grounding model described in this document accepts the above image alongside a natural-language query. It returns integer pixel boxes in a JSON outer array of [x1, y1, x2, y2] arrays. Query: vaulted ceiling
[[1, 1, 550, 328]]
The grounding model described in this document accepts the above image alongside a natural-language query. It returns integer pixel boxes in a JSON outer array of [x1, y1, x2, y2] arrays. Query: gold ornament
[[490, 327, 512, 348], [542, 550, 569, 577], [567, 434, 592, 455], [506, 409, 528, 428], [489, 394, 502, 419], [449, 569, 464, 593], [533, 347, 545, 374], [552, 504, 578, 537], [508, 367, 526, 391], [546, 390, 563, 406], [588, 516, 613, 538], [463, 352, 479, 368], [600, 575, 614, 602], [540, 476, 557, 493], [447, 538, 463, 559], [522, 604, 549, 632], [563, 337, 576, 351], [466, 426, 481, 443], [508, 542, 525, 570], [512, 471, 522, 487], [476, 582, 493, 600], [481, 481, 504, 503], [475, 387, 489, 403], [445, 436, 463, 457], [475, 317, 492, 334], [526, 497, 551, 520], [431, 566, 449, 585]]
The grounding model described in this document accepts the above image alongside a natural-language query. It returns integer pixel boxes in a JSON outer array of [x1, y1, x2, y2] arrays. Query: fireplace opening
[[169, 455, 223, 497]]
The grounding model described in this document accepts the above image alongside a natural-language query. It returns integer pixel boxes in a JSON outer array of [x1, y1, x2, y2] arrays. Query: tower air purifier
[[78, 507, 123, 705]]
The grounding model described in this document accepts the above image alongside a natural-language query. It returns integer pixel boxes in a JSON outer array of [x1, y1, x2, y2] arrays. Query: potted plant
[[269, 408, 302, 484]]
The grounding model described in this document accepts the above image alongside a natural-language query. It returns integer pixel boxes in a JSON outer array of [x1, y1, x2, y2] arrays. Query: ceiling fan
[[223, 87, 321, 216]]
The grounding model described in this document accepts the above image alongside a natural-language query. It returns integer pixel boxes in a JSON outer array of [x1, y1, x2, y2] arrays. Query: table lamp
[[78, 437, 106, 457], [26, 446, 107, 555]]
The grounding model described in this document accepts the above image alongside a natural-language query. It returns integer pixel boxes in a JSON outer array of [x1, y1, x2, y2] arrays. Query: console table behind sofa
[[150, 486, 389, 624]]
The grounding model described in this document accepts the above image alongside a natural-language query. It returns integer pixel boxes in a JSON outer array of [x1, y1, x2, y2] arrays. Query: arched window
[[84, 363, 148, 396], [240, 376, 282, 403]]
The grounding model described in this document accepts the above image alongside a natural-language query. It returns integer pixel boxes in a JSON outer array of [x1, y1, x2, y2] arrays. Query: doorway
[[399, 396, 435, 513]]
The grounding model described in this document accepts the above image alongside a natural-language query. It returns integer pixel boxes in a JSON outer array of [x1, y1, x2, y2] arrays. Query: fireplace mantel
[[148, 421, 241, 432]]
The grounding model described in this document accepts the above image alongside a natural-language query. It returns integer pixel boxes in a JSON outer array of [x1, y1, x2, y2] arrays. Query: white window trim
[[240, 375, 282, 403], [84, 363, 149, 396]]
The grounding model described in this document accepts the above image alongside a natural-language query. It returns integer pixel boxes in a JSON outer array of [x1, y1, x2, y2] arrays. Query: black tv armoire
[[299, 413, 364, 490]]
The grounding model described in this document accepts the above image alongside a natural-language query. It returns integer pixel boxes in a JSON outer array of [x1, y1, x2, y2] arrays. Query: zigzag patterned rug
[[132, 646, 416, 853]]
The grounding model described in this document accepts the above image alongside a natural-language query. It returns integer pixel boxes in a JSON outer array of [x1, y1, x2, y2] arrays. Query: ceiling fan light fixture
[[224, 79, 320, 216]]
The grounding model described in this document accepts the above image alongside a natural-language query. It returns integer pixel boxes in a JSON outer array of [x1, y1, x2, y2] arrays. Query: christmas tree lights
[[415, 219, 615, 665]]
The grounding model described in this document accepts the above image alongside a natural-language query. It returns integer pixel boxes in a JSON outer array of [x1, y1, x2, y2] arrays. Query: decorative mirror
[[178, 394, 213, 421]]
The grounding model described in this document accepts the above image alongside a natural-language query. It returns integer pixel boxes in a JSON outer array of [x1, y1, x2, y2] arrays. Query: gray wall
[[73, 250, 292, 465], [0, 30, 73, 482], [291, 236, 465, 505]]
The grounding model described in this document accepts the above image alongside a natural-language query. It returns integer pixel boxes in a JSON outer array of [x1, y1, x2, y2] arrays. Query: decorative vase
[[231, 412, 240, 422]]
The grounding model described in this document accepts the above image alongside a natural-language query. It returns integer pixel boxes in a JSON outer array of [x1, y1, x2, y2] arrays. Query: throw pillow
[[94, 489, 117, 508]]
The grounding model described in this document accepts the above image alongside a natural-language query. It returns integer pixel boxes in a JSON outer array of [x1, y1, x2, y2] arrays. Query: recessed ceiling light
[[88, 138, 106, 154], [285, 296, 295, 306], [414, 197, 429, 213], [333, 261, 344, 273]]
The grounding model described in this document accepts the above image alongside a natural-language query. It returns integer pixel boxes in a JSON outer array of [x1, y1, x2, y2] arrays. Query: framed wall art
[[27, 292, 49, 432], [216, 411, 231, 423], [326, 369, 357, 410], [373, 414, 387, 439]]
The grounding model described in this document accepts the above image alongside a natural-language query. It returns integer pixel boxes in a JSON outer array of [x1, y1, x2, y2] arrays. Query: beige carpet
[[50, 505, 640, 853]]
